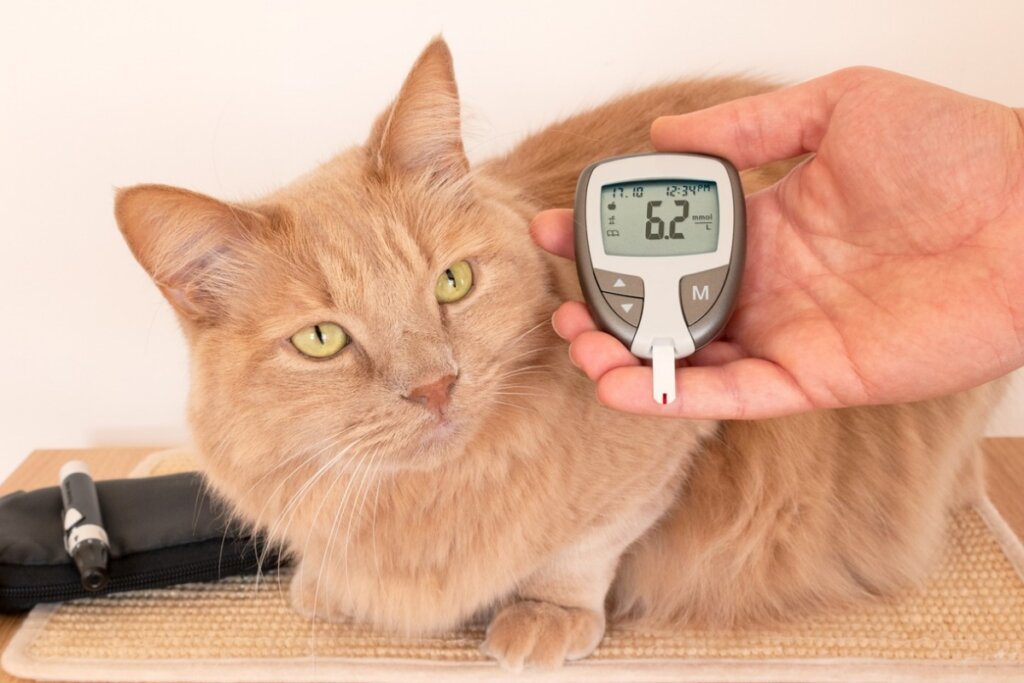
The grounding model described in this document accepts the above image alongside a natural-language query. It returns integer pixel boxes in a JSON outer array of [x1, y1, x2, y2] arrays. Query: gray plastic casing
[[573, 152, 746, 358]]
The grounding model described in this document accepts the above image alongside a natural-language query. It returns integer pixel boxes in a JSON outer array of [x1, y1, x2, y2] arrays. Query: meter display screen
[[600, 179, 719, 256]]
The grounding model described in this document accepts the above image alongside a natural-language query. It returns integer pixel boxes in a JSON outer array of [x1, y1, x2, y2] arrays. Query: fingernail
[[552, 313, 572, 342]]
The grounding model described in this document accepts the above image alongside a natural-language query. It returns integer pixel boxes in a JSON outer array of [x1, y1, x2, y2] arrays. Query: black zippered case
[[0, 472, 283, 612]]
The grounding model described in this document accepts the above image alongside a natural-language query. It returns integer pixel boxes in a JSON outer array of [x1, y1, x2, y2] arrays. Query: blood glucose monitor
[[573, 153, 745, 405]]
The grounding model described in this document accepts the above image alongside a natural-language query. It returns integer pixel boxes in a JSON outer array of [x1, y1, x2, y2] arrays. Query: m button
[[680, 266, 728, 324]]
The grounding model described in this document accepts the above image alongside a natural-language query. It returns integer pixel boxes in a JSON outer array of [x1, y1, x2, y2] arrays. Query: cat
[[114, 38, 1005, 670]]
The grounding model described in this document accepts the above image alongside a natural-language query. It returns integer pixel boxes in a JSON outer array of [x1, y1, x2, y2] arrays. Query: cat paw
[[288, 570, 350, 623], [481, 600, 605, 671]]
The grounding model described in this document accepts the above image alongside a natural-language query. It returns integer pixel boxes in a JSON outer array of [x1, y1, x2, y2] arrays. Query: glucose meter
[[573, 153, 745, 405]]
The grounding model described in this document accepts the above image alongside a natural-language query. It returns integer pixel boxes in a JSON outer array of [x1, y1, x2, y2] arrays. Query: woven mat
[[3, 450, 1024, 682]]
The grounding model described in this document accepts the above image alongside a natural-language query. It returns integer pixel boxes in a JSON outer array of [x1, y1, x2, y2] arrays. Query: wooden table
[[0, 442, 1020, 682]]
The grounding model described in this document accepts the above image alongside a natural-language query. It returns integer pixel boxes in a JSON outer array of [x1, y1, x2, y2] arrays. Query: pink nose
[[404, 374, 457, 415]]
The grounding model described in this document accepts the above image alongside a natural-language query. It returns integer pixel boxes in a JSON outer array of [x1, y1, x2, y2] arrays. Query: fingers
[[530, 209, 574, 260], [570, 330, 640, 380], [550, 305, 817, 419], [596, 360, 817, 420], [650, 68, 873, 169], [551, 301, 639, 381], [552, 302, 639, 380], [554, 318, 818, 418], [686, 340, 747, 366], [551, 301, 595, 340]]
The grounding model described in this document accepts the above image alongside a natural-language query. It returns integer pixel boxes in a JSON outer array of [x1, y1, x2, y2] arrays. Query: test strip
[[652, 340, 677, 404]]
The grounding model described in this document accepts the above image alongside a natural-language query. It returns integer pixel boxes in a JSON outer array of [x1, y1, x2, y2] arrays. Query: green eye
[[435, 260, 474, 303], [290, 322, 348, 359]]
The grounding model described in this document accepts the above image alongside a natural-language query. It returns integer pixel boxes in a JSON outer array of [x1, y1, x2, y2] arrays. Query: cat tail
[[483, 77, 781, 210]]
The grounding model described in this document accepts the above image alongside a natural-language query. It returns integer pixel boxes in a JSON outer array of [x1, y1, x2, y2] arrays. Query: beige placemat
[[3, 449, 1023, 682]]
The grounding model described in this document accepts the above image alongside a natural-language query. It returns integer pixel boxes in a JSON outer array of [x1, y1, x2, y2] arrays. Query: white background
[[2, 1, 1022, 484]]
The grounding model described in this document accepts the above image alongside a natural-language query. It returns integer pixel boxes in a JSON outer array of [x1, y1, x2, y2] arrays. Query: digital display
[[600, 179, 719, 257]]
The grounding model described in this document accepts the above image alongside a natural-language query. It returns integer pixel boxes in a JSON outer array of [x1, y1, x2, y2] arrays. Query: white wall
[[2, 1, 1022, 483]]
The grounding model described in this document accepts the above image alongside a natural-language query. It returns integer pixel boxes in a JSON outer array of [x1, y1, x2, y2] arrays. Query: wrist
[[1008, 107, 1024, 352], [1014, 106, 1024, 185], [1016, 105, 1024, 174]]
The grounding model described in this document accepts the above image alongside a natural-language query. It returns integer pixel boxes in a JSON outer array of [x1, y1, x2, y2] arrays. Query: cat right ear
[[115, 185, 263, 324], [367, 37, 469, 183]]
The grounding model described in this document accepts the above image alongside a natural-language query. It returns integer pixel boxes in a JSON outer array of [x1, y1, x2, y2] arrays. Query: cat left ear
[[367, 37, 469, 182], [114, 184, 266, 324]]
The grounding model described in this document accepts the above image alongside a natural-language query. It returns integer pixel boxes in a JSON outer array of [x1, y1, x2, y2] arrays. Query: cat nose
[[404, 374, 457, 415]]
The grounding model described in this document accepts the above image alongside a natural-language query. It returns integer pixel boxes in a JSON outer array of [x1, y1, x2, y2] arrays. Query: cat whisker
[[256, 446, 345, 581], [491, 340, 554, 368], [313, 447, 374, 620], [260, 437, 364, 583], [490, 400, 541, 413], [248, 439, 344, 587], [493, 380, 549, 396], [493, 392, 545, 400], [345, 449, 386, 595], [505, 319, 550, 348], [491, 374, 548, 385], [307, 448, 380, 655], [301, 466, 358, 663], [490, 399, 538, 417], [493, 386, 546, 396], [496, 361, 553, 372], [492, 370, 551, 383], [370, 458, 394, 586], [489, 364, 554, 383], [229, 442, 333, 589], [244, 437, 337, 497], [301, 448, 364, 606], [496, 377, 548, 386], [487, 347, 564, 380]]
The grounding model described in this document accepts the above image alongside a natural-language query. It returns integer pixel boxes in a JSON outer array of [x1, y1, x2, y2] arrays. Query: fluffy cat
[[114, 39, 1005, 670]]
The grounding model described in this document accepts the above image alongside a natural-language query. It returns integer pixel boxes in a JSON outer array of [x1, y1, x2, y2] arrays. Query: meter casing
[[573, 152, 745, 360]]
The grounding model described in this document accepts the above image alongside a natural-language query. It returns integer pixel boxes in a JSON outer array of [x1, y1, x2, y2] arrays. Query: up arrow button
[[594, 269, 644, 297]]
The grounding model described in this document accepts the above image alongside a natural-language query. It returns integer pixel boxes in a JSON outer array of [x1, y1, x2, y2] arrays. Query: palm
[[733, 79, 1023, 407]]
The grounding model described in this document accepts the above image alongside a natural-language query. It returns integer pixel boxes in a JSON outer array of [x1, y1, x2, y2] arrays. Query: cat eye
[[290, 322, 348, 359], [435, 260, 474, 304]]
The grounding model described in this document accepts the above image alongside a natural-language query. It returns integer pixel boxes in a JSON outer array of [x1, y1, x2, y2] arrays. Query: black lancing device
[[59, 460, 111, 591]]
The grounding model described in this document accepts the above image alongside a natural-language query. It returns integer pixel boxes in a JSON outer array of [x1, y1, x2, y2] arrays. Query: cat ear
[[367, 37, 469, 182], [115, 184, 264, 323]]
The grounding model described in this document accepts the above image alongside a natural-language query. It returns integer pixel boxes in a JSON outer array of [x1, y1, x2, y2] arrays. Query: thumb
[[651, 68, 875, 169]]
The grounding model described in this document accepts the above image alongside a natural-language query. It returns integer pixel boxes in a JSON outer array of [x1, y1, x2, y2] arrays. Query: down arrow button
[[602, 292, 644, 327]]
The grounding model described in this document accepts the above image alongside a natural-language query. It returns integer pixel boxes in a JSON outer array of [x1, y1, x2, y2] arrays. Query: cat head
[[115, 38, 559, 483]]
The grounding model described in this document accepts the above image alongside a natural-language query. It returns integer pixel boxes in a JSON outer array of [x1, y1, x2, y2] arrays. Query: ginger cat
[[115, 39, 1004, 670]]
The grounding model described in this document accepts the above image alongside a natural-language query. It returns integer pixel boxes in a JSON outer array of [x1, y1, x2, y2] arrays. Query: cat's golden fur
[[115, 39, 1005, 670]]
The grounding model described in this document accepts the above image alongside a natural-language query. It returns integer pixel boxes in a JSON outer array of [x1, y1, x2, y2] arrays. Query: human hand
[[533, 68, 1024, 419]]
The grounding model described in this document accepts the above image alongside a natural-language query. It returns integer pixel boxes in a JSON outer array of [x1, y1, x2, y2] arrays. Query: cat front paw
[[288, 568, 351, 623], [481, 600, 605, 671]]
